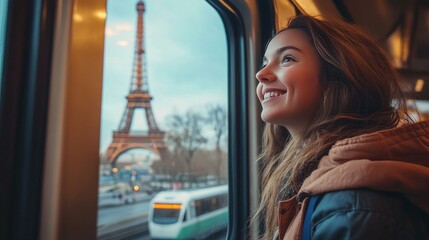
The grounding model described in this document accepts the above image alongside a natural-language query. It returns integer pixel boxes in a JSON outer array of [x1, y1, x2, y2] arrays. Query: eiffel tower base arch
[[102, 131, 167, 167]]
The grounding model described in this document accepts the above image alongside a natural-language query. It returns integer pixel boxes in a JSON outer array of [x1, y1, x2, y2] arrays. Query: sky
[[99, 0, 228, 154]]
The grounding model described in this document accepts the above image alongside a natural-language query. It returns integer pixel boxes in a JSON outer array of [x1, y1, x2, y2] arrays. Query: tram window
[[195, 199, 210, 216], [152, 208, 181, 224], [97, 0, 228, 239], [219, 194, 227, 208], [0, 0, 8, 93], [183, 209, 187, 222], [194, 200, 202, 217], [194, 194, 227, 217]]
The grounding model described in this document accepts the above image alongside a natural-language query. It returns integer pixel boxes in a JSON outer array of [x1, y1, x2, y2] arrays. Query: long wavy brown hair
[[255, 15, 412, 239]]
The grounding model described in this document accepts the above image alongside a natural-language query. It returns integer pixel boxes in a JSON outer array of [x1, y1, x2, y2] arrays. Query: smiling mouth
[[263, 91, 286, 100]]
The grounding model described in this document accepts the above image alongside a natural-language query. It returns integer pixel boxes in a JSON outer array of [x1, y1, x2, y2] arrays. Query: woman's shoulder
[[314, 189, 409, 214], [310, 189, 429, 239]]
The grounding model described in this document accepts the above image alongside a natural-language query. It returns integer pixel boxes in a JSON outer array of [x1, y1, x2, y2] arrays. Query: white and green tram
[[148, 185, 228, 239]]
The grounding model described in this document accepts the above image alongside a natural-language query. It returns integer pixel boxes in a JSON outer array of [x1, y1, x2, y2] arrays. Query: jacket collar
[[299, 120, 429, 214]]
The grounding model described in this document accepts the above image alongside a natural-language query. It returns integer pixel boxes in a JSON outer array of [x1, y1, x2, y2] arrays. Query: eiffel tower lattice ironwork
[[104, 0, 166, 166]]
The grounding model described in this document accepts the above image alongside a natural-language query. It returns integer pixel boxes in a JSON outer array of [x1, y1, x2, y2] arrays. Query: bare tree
[[192, 149, 227, 183], [151, 150, 185, 181], [165, 110, 207, 183], [206, 104, 228, 184]]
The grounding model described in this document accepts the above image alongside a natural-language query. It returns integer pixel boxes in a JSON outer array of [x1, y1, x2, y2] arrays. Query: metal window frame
[[0, 0, 57, 239], [205, 0, 275, 238]]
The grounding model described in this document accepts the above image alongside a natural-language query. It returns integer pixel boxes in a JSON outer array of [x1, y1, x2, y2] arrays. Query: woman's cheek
[[256, 83, 263, 101]]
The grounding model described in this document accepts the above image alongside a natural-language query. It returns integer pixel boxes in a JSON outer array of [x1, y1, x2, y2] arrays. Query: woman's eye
[[281, 56, 295, 63]]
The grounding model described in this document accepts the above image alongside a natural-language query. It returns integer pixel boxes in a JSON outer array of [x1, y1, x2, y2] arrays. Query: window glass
[[0, 0, 9, 93], [97, 0, 228, 239], [407, 99, 429, 122], [153, 208, 181, 224]]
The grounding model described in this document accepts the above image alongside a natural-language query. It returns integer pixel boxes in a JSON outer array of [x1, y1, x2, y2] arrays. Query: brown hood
[[300, 120, 429, 213]]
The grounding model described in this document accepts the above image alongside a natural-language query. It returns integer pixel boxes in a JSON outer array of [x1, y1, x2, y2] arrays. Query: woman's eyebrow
[[275, 45, 302, 55], [263, 45, 302, 61]]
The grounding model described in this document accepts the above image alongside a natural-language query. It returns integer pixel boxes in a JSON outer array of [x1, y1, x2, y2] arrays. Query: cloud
[[116, 40, 130, 46], [105, 23, 134, 37], [114, 23, 134, 32]]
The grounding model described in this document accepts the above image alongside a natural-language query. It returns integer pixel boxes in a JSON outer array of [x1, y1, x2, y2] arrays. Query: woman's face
[[256, 29, 322, 135]]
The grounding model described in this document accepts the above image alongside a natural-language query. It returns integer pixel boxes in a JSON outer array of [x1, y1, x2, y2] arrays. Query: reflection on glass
[[0, 0, 9, 94], [407, 99, 429, 122], [97, 0, 228, 239]]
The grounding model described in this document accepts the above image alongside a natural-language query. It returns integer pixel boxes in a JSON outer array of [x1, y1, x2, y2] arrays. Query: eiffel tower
[[103, 0, 166, 167]]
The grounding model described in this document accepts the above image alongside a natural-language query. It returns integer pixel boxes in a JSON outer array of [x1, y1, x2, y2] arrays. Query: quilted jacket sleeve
[[311, 189, 429, 240]]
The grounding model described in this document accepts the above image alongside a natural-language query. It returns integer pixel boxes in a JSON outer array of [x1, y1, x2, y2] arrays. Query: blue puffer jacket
[[279, 120, 429, 239], [311, 189, 429, 239]]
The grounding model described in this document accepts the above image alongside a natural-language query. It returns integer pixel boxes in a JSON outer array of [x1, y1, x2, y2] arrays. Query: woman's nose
[[255, 67, 275, 83]]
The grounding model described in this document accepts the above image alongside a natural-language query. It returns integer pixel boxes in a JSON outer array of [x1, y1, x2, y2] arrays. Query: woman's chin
[[261, 111, 286, 125]]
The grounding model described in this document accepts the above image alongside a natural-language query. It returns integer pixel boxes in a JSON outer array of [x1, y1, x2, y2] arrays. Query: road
[[97, 199, 151, 227]]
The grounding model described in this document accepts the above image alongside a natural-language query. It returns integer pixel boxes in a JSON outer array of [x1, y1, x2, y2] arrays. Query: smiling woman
[[256, 29, 322, 136], [254, 15, 429, 240], [2, 0, 428, 240]]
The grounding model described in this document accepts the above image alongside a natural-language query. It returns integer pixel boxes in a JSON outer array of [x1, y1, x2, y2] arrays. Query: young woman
[[255, 15, 429, 239]]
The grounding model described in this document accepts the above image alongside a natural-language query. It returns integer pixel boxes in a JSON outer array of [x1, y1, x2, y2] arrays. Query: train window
[[97, 0, 228, 239], [194, 193, 228, 217], [183, 209, 187, 222], [219, 193, 228, 207], [152, 203, 182, 224], [0, 0, 8, 90], [196, 199, 209, 216]]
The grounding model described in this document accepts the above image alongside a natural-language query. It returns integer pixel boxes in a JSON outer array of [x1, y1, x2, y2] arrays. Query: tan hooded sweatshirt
[[279, 120, 429, 239]]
